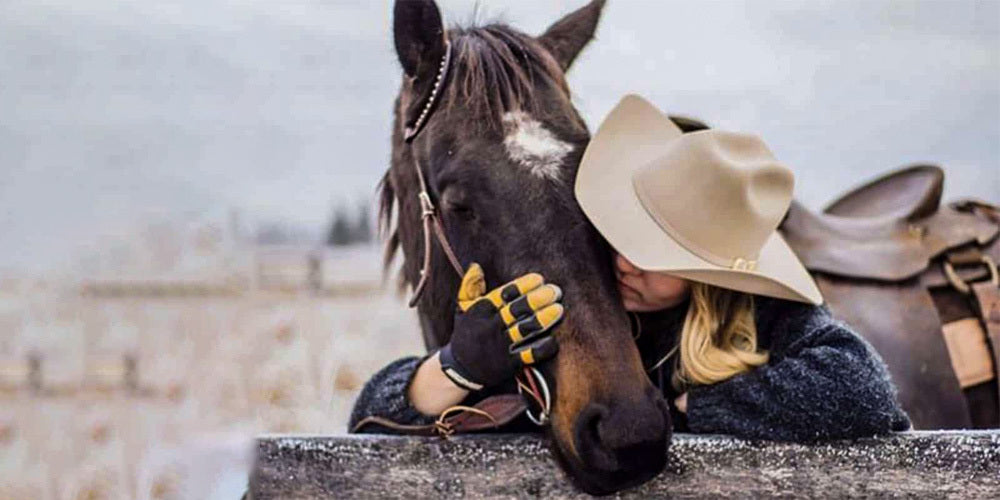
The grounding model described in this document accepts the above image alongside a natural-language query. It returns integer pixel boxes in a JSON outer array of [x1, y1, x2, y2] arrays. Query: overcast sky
[[1, 0, 997, 273]]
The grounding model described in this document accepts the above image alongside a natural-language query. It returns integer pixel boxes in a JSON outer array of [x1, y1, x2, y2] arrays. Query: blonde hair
[[650, 282, 768, 390]]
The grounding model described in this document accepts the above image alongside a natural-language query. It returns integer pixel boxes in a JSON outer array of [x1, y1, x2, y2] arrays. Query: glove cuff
[[438, 345, 485, 391]]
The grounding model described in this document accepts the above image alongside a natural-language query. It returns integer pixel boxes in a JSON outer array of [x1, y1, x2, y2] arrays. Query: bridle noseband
[[397, 40, 551, 428]]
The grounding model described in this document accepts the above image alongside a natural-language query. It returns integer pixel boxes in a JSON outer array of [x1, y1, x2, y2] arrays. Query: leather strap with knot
[[351, 394, 527, 436]]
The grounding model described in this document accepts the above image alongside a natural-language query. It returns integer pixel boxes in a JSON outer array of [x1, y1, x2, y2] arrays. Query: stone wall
[[250, 431, 1000, 499]]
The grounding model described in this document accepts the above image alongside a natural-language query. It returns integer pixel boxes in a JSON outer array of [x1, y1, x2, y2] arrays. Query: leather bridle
[[354, 40, 552, 434], [402, 41, 465, 308]]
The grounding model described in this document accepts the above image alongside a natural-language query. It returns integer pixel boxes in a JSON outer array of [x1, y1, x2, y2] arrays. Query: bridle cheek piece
[[404, 41, 463, 308], [392, 40, 551, 431]]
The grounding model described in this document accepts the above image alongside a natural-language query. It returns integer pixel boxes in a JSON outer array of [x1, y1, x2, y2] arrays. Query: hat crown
[[632, 130, 794, 268]]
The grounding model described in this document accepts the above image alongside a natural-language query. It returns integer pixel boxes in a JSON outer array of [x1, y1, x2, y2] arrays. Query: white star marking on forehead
[[502, 111, 573, 183]]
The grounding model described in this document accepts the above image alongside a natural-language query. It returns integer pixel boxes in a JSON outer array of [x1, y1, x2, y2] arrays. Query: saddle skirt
[[783, 165, 998, 282], [780, 164, 1000, 429]]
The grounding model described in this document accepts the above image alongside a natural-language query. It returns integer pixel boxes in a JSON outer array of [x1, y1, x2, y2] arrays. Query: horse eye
[[445, 200, 476, 221]]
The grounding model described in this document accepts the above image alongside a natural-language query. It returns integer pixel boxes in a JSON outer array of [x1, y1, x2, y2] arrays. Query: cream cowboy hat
[[576, 94, 823, 305]]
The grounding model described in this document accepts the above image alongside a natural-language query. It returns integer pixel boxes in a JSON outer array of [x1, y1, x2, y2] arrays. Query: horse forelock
[[381, 23, 585, 293], [444, 24, 575, 131]]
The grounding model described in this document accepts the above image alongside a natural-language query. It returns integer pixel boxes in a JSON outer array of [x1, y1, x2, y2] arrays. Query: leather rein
[[353, 41, 551, 436]]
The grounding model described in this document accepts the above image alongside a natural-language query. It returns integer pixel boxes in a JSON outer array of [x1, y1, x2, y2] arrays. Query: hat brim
[[575, 95, 823, 305]]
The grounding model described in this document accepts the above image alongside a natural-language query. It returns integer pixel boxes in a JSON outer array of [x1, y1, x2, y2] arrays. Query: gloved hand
[[438, 263, 564, 391]]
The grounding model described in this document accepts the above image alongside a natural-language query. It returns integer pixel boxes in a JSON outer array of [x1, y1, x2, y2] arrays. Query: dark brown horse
[[382, 0, 670, 494]]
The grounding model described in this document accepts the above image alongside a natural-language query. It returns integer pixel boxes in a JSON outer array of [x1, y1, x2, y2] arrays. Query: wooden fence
[[250, 432, 1000, 498]]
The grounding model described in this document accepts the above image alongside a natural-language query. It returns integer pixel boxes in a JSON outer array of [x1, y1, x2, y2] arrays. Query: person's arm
[[685, 307, 911, 442], [350, 263, 564, 433], [347, 352, 470, 435], [348, 356, 438, 433], [408, 351, 470, 415]]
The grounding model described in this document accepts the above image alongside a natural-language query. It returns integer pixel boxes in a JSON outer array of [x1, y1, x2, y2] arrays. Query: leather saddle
[[780, 164, 1000, 429]]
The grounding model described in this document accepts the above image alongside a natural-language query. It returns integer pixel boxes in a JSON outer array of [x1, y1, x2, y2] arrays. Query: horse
[[380, 0, 670, 494]]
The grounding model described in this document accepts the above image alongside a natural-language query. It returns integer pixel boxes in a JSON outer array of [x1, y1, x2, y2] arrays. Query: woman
[[350, 95, 910, 441]]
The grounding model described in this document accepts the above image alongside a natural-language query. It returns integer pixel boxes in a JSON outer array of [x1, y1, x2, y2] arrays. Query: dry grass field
[[0, 247, 424, 499]]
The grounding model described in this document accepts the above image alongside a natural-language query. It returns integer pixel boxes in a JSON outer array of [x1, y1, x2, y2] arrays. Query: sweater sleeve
[[685, 306, 911, 442], [348, 356, 436, 433]]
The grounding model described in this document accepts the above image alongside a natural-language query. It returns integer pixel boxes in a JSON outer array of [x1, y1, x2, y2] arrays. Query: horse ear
[[393, 0, 447, 78], [538, 0, 606, 71]]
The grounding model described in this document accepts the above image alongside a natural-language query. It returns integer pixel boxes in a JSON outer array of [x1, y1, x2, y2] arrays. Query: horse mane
[[444, 25, 571, 130], [377, 171, 403, 288], [378, 23, 576, 281]]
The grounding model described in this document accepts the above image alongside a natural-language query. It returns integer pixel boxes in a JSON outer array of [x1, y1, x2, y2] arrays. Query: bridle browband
[[372, 39, 552, 431]]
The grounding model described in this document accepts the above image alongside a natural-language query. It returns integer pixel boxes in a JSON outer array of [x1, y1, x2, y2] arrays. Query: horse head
[[383, 0, 671, 493]]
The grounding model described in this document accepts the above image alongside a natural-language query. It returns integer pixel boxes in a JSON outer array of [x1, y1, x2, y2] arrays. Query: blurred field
[[0, 242, 423, 499]]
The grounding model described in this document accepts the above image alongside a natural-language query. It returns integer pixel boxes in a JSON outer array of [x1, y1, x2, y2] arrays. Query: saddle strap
[[352, 394, 527, 436], [971, 281, 1000, 405], [954, 199, 1000, 224]]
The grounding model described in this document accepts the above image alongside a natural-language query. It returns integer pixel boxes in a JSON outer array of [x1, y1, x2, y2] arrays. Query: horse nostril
[[573, 404, 619, 472], [573, 394, 672, 474]]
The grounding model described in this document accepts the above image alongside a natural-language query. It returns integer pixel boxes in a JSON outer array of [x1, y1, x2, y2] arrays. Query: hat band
[[632, 176, 761, 271]]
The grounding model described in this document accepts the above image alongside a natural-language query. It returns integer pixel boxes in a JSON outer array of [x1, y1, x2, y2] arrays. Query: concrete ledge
[[250, 431, 1000, 498]]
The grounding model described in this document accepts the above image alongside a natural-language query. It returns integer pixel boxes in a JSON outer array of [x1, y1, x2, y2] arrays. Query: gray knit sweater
[[349, 297, 911, 441]]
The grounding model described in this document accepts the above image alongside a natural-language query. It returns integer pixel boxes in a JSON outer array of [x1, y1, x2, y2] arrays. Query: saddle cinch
[[780, 165, 1000, 429]]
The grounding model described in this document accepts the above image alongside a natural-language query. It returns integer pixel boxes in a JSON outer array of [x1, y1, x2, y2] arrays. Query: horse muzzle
[[549, 371, 672, 495]]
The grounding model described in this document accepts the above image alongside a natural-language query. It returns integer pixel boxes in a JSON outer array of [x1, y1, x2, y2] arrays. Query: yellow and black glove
[[438, 263, 564, 391]]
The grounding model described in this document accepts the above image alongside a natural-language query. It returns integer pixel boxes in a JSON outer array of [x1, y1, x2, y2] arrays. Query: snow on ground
[[1, 245, 424, 499]]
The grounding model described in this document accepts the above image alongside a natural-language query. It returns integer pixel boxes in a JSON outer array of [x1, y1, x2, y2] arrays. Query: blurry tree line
[[326, 202, 373, 247], [254, 223, 316, 246], [250, 201, 374, 247]]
